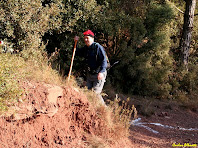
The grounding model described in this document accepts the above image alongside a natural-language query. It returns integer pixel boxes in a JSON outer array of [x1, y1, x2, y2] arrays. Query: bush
[[110, 2, 175, 98], [0, 54, 25, 112], [0, 0, 62, 52]]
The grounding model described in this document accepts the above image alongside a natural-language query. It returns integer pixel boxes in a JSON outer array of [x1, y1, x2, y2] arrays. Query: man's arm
[[97, 44, 107, 80]]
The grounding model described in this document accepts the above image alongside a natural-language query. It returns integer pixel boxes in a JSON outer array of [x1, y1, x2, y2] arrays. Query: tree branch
[[172, 4, 184, 14], [167, 0, 184, 14], [168, 0, 197, 16]]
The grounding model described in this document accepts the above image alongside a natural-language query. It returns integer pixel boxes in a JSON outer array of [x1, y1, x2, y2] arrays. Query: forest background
[[0, 0, 198, 111]]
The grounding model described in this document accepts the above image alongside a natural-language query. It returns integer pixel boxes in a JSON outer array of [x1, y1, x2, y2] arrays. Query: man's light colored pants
[[86, 70, 107, 104]]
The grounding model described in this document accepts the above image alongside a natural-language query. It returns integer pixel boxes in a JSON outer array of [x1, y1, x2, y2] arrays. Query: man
[[74, 30, 107, 105]]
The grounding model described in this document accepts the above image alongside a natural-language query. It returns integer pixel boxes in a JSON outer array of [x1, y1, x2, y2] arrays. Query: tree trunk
[[180, 0, 196, 69]]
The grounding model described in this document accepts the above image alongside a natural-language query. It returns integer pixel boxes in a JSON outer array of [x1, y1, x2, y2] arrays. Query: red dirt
[[0, 81, 132, 147], [1, 81, 197, 148]]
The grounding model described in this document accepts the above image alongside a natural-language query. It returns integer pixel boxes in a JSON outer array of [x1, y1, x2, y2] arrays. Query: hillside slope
[[0, 81, 132, 148]]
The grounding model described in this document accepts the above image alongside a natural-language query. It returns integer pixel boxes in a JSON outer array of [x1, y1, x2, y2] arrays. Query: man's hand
[[98, 72, 104, 80], [74, 36, 79, 42]]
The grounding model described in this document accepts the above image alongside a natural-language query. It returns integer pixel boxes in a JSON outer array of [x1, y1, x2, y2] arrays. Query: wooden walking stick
[[68, 40, 78, 82]]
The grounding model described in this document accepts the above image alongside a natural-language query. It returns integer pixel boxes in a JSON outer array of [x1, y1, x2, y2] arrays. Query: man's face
[[84, 36, 94, 47]]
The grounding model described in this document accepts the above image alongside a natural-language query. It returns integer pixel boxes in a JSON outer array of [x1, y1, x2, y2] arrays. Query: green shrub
[[0, 0, 62, 52], [0, 53, 25, 112], [110, 2, 175, 98]]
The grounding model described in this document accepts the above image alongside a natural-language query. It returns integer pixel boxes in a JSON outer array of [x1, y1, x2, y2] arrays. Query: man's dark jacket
[[76, 42, 107, 74]]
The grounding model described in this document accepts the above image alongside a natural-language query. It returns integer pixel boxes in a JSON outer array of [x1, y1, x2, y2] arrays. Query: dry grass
[[65, 78, 135, 147], [84, 91, 136, 146], [107, 96, 137, 137], [84, 97, 136, 147], [17, 47, 68, 87], [23, 60, 64, 86], [86, 135, 110, 148]]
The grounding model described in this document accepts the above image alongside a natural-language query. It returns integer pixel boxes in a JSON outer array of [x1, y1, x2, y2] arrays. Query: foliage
[[166, 0, 198, 105], [0, 54, 25, 112], [0, 0, 62, 52], [0, 0, 198, 109], [42, 0, 104, 75], [110, 2, 175, 98], [44, 0, 198, 105]]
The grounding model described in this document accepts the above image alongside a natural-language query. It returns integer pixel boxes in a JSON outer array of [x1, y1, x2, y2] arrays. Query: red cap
[[83, 30, 94, 37]]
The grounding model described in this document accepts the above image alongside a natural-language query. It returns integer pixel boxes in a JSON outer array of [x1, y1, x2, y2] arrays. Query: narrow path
[[131, 118, 198, 134], [129, 104, 198, 148]]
